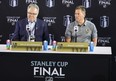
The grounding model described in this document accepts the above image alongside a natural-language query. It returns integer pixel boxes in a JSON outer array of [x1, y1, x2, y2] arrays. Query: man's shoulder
[[85, 20, 95, 25], [36, 19, 47, 26], [85, 20, 96, 30], [70, 21, 75, 25], [69, 21, 75, 27], [37, 18, 45, 23], [18, 18, 27, 23]]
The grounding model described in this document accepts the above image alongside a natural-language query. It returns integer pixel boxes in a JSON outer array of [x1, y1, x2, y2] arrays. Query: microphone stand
[[74, 30, 77, 42], [26, 25, 31, 42], [28, 30, 35, 42], [27, 29, 31, 41], [26, 22, 36, 42]]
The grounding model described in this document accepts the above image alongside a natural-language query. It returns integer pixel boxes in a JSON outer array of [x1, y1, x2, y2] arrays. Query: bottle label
[[52, 40, 57, 51], [89, 42, 94, 52], [6, 39, 11, 50], [43, 40, 48, 51]]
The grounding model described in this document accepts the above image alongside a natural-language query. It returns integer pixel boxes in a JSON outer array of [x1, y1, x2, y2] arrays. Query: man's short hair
[[75, 5, 86, 15]]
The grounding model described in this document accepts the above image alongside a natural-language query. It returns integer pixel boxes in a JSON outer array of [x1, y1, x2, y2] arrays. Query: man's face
[[27, 7, 38, 22], [75, 9, 85, 23]]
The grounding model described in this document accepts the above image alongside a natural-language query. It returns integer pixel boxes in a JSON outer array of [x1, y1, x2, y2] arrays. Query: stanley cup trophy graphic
[[82, 0, 91, 8], [64, 15, 72, 27], [100, 16, 109, 28], [46, 0, 55, 8], [9, 0, 18, 7]]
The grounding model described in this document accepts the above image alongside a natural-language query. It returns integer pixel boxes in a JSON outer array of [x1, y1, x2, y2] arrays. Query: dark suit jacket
[[12, 18, 49, 41]]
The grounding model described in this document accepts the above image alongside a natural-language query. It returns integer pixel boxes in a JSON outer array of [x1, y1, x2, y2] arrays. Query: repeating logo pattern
[[9, 0, 18, 7], [98, 0, 111, 8], [6, 16, 20, 26], [82, 0, 91, 8], [46, 0, 55, 8], [98, 37, 111, 46], [62, 0, 74, 7], [63, 15, 72, 27], [100, 16, 109, 28], [26, 0, 38, 4], [0, 0, 112, 46], [43, 17, 56, 26]]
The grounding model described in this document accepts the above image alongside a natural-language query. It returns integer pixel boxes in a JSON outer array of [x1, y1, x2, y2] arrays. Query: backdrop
[[0, 0, 116, 81]]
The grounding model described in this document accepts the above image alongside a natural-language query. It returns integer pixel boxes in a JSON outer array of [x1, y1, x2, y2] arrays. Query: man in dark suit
[[12, 3, 49, 42]]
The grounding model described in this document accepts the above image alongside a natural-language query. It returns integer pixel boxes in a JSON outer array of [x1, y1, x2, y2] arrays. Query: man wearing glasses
[[12, 3, 49, 42]]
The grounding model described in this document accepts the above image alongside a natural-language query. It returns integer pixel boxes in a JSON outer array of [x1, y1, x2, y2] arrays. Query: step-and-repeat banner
[[0, 0, 116, 81], [0, 0, 114, 46]]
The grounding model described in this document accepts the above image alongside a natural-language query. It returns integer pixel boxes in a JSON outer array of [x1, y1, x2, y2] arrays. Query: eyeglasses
[[27, 12, 38, 15]]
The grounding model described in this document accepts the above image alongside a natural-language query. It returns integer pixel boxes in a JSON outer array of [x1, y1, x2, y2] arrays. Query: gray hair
[[27, 3, 39, 12]]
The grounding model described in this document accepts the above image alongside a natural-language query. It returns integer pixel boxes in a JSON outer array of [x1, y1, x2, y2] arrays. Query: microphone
[[74, 26, 78, 42], [74, 26, 78, 32]]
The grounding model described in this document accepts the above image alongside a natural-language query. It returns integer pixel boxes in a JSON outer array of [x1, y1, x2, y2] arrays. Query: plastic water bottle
[[52, 40, 57, 51], [43, 40, 48, 51], [6, 39, 11, 50], [89, 42, 94, 52]]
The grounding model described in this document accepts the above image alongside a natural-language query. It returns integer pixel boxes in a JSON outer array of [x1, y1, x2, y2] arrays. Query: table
[[0, 44, 112, 81]]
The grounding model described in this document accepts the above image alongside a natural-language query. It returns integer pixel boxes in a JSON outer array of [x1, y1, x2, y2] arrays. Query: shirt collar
[[28, 19, 37, 23], [75, 19, 87, 26]]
